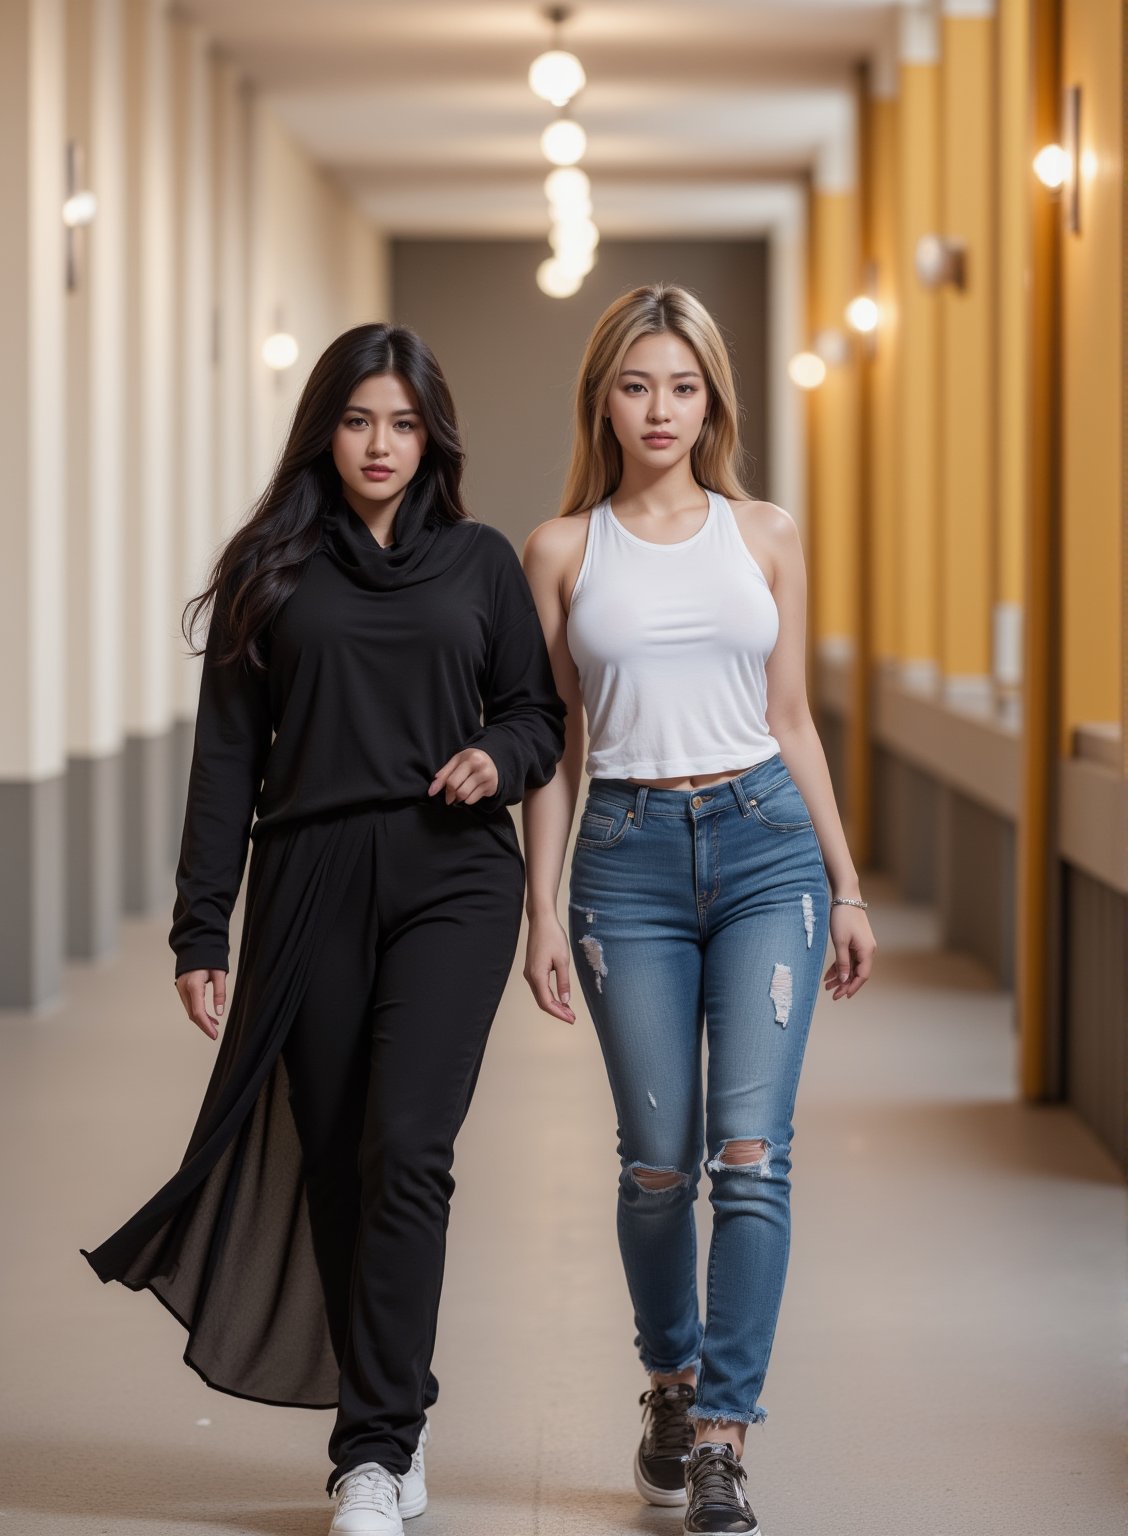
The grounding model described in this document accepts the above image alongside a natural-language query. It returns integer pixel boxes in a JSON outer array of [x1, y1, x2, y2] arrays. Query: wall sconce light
[[845, 295, 879, 334], [62, 190, 97, 226], [1034, 87, 1082, 234], [529, 6, 586, 108], [63, 141, 96, 292], [1060, 84, 1081, 233], [1033, 143, 1069, 189], [844, 259, 880, 360], [262, 306, 299, 383], [914, 233, 966, 290], [262, 332, 299, 370], [788, 352, 827, 390]]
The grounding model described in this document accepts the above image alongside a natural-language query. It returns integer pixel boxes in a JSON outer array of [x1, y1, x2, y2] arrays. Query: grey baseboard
[[169, 718, 194, 867], [1063, 866, 1128, 1172], [936, 785, 1016, 988], [65, 752, 124, 961], [0, 775, 65, 1010], [123, 729, 175, 917], [873, 748, 940, 903]]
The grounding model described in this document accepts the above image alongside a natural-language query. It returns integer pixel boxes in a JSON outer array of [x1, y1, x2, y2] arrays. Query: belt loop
[[729, 774, 753, 818], [633, 785, 648, 828]]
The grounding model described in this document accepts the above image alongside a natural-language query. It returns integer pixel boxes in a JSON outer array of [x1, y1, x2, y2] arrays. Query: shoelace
[[640, 1386, 696, 1459], [688, 1447, 749, 1510], [337, 1467, 400, 1517]]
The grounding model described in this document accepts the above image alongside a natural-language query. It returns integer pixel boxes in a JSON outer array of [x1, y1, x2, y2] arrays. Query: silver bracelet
[[831, 896, 869, 909]]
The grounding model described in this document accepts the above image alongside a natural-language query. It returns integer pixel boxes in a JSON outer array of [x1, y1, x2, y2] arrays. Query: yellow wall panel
[[996, 0, 1029, 613], [1060, 0, 1123, 742], [867, 95, 900, 664], [896, 63, 941, 673], [939, 14, 995, 685]]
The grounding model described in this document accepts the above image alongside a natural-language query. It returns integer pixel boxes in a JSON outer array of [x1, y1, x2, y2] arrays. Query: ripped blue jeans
[[568, 756, 829, 1427]]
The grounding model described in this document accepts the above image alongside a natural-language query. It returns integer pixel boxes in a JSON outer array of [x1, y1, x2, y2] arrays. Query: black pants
[[279, 799, 524, 1490]]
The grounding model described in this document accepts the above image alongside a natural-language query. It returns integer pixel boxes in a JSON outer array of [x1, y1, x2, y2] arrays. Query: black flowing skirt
[[82, 810, 384, 1409]]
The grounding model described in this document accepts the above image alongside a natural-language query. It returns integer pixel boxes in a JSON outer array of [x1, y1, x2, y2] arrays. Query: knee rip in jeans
[[629, 1163, 691, 1193], [578, 931, 608, 993], [769, 962, 793, 1026], [706, 1138, 773, 1178]]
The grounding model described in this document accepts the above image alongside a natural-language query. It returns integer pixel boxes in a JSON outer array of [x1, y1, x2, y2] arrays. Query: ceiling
[[183, 0, 914, 236]]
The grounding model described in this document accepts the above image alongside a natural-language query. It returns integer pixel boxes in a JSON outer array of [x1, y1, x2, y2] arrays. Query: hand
[[428, 748, 499, 806], [822, 905, 876, 1001], [523, 914, 576, 1024], [175, 968, 227, 1040]]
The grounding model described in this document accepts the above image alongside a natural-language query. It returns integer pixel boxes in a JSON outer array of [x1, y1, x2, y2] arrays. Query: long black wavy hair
[[183, 322, 471, 669]]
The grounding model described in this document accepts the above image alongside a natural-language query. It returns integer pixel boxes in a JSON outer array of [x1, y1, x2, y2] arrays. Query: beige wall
[[247, 100, 390, 502], [392, 238, 768, 543]]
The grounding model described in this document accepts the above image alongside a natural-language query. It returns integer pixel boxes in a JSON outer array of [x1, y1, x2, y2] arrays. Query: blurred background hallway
[[1, 0, 1125, 1530]]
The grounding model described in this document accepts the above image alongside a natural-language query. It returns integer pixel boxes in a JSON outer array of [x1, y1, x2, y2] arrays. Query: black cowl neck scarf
[[321, 489, 476, 591]]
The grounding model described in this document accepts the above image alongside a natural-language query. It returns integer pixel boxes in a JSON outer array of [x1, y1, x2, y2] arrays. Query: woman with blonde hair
[[520, 284, 874, 1536]]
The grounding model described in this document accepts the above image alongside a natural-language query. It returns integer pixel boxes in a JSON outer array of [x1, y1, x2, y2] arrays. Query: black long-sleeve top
[[169, 499, 567, 977]]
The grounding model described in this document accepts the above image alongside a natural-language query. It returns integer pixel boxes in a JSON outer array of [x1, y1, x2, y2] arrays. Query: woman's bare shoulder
[[725, 499, 801, 587], [522, 511, 592, 565], [727, 498, 798, 541]]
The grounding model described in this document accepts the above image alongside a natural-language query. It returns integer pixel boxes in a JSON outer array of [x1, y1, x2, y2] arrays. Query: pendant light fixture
[[528, 6, 586, 108], [540, 116, 587, 166], [529, 5, 595, 299]]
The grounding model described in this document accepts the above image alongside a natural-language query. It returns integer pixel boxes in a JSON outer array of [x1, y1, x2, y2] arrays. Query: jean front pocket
[[575, 800, 634, 849], [748, 772, 813, 831]]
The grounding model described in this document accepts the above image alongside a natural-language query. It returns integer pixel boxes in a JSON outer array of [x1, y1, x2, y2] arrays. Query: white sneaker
[[329, 1462, 403, 1535], [398, 1420, 430, 1519]]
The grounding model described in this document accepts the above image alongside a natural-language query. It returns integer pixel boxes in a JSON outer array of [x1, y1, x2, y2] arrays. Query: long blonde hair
[[559, 283, 750, 518]]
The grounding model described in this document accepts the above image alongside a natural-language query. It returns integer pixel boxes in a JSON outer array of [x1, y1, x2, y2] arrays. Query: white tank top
[[566, 489, 781, 780]]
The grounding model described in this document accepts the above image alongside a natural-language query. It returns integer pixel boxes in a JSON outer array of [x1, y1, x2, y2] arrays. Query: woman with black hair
[[82, 323, 566, 1536]]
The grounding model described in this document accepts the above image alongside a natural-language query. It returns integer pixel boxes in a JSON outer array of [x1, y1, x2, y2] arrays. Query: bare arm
[[519, 519, 588, 1024], [757, 504, 877, 1000]]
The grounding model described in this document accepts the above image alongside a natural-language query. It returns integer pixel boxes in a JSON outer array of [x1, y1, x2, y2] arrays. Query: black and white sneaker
[[633, 1382, 696, 1505], [683, 1442, 760, 1535]]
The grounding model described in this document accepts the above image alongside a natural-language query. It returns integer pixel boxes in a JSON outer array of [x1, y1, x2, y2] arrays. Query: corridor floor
[[1, 874, 1123, 1535]]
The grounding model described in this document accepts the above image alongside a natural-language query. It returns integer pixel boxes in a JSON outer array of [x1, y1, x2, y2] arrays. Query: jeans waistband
[[587, 753, 788, 827]]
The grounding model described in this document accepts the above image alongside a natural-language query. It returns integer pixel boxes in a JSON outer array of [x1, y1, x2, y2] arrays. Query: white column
[[64, 0, 127, 959], [0, 0, 67, 1006], [246, 92, 276, 499], [122, 0, 175, 911], [170, 11, 213, 846], [212, 57, 252, 541]]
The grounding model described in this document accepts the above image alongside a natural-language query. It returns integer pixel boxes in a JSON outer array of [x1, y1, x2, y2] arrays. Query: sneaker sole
[[634, 1449, 688, 1507], [683, 1524, 760, 1536], [398, 1489, 427, 1520]]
